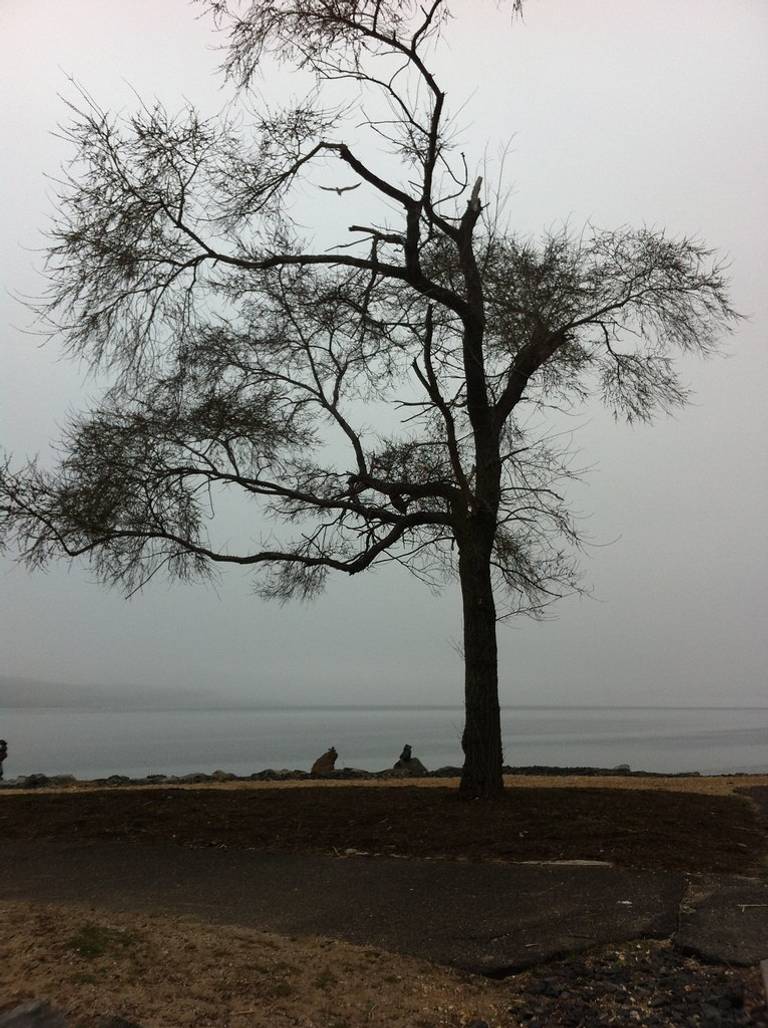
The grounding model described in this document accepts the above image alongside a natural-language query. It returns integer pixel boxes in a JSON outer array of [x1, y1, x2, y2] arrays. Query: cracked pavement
[[2, 838, 766, 973]]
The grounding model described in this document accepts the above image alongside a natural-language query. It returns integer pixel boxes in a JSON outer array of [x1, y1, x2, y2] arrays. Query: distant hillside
[[0, 674, 230, 710]]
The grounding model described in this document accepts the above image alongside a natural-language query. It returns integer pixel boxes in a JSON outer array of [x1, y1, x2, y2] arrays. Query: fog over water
[[1, 705, 767, 781], [1, 1, 766, 712]]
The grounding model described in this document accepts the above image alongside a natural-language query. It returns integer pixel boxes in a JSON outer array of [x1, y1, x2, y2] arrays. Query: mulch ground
[[1, 785, 765, 873]]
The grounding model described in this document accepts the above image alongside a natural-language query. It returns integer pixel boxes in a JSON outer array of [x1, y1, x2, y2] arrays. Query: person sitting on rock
[[311, 746, 338, 776], [394, 743, 428, 776]]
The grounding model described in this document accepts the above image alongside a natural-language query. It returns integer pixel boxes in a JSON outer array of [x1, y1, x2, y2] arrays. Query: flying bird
[[318, 183, 361, 195]]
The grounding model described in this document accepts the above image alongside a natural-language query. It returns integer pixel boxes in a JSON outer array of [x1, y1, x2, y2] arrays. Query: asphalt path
[[3, 839, 767, 972]]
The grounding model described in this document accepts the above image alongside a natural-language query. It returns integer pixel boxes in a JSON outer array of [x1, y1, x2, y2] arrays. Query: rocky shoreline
[[0, 763, 715, 789]]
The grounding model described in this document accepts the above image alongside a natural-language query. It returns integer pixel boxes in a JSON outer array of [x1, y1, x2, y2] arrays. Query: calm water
[[0, 706, 766, 779]]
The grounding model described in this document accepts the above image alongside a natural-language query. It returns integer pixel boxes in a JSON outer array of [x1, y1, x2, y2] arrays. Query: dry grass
[[0, 900, 501, 1028]]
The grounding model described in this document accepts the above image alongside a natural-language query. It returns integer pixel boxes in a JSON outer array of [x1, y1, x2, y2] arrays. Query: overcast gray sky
[[1, 0, 766, 708]]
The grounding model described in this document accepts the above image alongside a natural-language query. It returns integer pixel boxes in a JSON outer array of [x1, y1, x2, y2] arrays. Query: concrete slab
[[0, 839, 683, 974], [676, 875, 768, 966]]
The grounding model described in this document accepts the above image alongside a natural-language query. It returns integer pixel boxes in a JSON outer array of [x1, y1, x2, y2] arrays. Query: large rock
[[0, 1000, 67, 1027], [311, 747, 338, 776], [250, 768, 310, 781], [18, 774, 50, 789]]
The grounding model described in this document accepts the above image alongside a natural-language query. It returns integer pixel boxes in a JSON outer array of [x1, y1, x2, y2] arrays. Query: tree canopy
[[0, 0, 738, 795]]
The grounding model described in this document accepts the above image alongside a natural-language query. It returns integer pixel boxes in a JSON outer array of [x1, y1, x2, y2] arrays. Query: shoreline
[[3, 767, 768, 797]]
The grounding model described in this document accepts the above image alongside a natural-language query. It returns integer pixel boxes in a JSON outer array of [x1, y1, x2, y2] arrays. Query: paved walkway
[[3, 839, 767, 973]]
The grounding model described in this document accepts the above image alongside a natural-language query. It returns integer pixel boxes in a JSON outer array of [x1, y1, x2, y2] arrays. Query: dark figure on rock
[[394, 744, 428, 776]]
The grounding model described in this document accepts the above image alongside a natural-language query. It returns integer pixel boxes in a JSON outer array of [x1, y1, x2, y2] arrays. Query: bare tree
[[0, 1, 737, 797]]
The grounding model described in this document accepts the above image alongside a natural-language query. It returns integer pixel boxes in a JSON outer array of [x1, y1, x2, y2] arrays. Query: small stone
[[528, 978, 560, 998], [700, 1004, 722, 1028], [600, 981, 624, 993], [718, 986, 744, 1010], [94, 1018, 144, 1028], [526, 980, 547, 995]]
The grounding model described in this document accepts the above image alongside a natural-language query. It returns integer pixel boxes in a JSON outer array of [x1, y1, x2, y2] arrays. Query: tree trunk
[[458, 533, 504, 798]]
